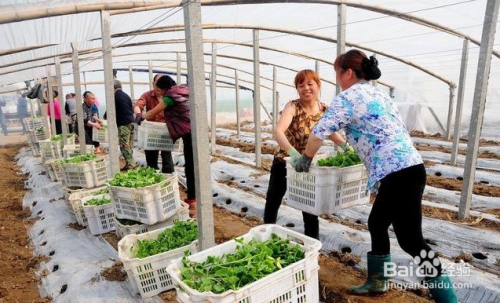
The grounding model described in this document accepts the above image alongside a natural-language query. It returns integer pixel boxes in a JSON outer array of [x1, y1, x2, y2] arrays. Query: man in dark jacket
[[114, 80, 136, 171]]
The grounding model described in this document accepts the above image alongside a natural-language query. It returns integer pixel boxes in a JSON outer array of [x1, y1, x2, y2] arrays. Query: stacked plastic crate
[[110, 168, 188, 297], [25, 117, 50, 157], [60, 154, 112, 233]]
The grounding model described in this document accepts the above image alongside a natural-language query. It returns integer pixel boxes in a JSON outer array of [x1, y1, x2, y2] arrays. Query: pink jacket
[[47, 99, 62, 120]]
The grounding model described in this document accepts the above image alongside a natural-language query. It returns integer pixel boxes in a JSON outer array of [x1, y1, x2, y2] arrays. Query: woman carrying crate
[[294, 50, 458, 303], [135, 75, 196, 217], [264, 69, 345, 239], [134, 74, 175, 174]]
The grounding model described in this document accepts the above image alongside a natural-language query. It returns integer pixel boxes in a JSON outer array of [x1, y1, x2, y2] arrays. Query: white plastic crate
[[25, 117, 48, 131], [66, 186, 108, 227], [109, 174, 181, 225], [118, 223, 199, 298], [43, 161, 57, 182], [29, 142, 40, 157], [114, 202, 189, 239], [167, 224, 322, 303], [137, 121, 182, 151], [61, 156, 110, 188], [45, 159, 63, 181], [62, 144, 95, 158], [39, 137, 75, 161], [92, 122, 108, 143], [285, 155, 370, 216], [29, 128, 50, 143], [82, 194, 115, 235]]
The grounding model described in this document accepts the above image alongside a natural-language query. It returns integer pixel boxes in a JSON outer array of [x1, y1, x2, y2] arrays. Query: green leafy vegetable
[[109, 167, 165, 188], [316, 150, 362, 168], [133, 220, 198, 258], [35, 126, 45, 134], [180, 234, 305, 294], [51, 134, 74, 141], [60, 153, 97, 164], [84, 197, 111, 206]]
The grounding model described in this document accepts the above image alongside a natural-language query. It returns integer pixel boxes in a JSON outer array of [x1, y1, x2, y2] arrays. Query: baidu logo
[[414, 250, 440, 278], [384, 250, 440, 278]]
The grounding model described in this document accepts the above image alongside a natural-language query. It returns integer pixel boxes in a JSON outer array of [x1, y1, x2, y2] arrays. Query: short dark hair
[[113, 79, 122, 89], [83, 91, 94, 98]]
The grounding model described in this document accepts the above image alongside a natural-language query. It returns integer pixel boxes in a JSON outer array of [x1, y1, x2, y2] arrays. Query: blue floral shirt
[[312, 82, 422, 191]]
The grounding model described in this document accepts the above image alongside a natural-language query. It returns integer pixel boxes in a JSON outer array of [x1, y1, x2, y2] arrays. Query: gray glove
[[294, 154, 313, 173]]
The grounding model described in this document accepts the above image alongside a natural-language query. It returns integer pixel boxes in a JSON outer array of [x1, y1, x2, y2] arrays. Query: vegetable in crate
[[51, 134, 74, 141], [60, 153, 97, 164], [84, 197, 111, 206], [180, 234, 304, 294], [316, 150, 362, 168], [109, 167, 165, 188], [133, 220, 197, 258]]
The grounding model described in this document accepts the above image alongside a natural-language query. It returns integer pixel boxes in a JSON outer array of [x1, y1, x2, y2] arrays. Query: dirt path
[[0, 144, 50, 303]]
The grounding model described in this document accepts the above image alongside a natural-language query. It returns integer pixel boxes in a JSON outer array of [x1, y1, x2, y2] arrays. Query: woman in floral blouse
[[295, 50, 457, 303]]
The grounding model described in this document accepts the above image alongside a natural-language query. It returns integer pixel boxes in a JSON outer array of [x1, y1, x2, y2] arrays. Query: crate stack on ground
[[166, 224, 322, 302], [25, 117, 50, 157], [108, 168, 185, 239], [59, 154, 112, 233], [118, 220, 198, 298], [40, 135, 76, 182], [285, 152, 370, 216], [64, 185, 108, 227], [137, 121, 182, 152]]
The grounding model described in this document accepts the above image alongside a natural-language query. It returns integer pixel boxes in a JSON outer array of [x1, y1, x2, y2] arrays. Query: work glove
[[340, 142, 354, 152], [135, 113, 145, 125], [294, 154, 313, 173], [286, 147, 301, 167]]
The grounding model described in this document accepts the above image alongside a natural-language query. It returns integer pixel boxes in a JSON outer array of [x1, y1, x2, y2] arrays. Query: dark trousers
[[0, 114, 8, 135], [55, 119, 62, 135], [264, 157, 319, 239], [83, 126, 99, 148], [370, 164, 442, 277], [182, 133, 195, 200], [145, 150, 174, 173]]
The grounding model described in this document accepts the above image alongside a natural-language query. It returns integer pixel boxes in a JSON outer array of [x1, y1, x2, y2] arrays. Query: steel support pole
[[71, 43, 86, 153], [445, 84, 457, 140], [47, 66, 56, 137], [272, 66, 278, 130], [101, 10, 120, 175], [235, 70, 240, 136], [128, 66, 135, 101], [459, 0, 499, 219], [177, 52, 182, 84], [336, 3, 346, 95], [210, 43, 217, 155], [55, 56, 68, 141], [253, 29, 262, 168], [182, 0, 215, 249], [451, 39, 470, 166], [148, 60, 153, 90]]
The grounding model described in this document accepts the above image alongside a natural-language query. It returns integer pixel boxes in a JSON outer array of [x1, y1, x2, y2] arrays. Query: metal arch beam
[[0, 38, 393, 89], [0, 0, 497, 59], [109, 0, 500, 59], [112, 24, 453, 85], [0, 48, 340, 88]]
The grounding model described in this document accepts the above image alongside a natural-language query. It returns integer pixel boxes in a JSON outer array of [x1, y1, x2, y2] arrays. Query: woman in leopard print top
[[263, 69, 345, 239]]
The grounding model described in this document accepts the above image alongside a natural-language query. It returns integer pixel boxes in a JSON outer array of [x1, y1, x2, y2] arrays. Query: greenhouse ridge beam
[[113, 24, 453, 86], [109, 0, 500, 60]]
